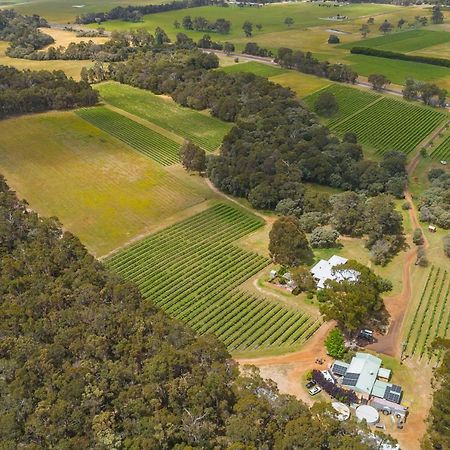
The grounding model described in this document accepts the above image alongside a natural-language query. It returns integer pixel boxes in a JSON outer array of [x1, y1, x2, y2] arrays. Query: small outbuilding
[[428, 225, 437, 233]]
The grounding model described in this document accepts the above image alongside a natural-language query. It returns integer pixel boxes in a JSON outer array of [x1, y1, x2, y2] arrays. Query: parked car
[[306, 380, 322, 396]]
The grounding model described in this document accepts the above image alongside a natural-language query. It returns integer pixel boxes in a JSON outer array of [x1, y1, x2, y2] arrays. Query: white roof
[[310, 255, 359, 289], [378, 368, 391, 379]]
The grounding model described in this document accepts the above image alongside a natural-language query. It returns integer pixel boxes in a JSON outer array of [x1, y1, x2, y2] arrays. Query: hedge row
[[350, 47, 450, 68]]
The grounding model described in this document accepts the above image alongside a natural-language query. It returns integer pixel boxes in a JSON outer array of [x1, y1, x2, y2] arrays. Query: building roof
[[378, 367, 391, 380], [342, 353, 382, 396], [310, 255, 359, 289]]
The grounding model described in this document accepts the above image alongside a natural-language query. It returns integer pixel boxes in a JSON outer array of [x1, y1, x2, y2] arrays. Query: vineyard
[[404, 266, 450, 360], [304, 84, 381, 127], [96, 82, 233, 152], [332, 97, 447, 155], [431, 133, 450, 160], [107, 203, 320, 352], [77, 107, 181, 166]]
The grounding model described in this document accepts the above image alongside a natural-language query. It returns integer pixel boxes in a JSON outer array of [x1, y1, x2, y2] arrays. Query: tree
[[327, 34, 340, 44], [179, 140, 206, 173], [367, 17, 374, 24], [182, 15, 193, 30], [242, 21, 253, 37], [154, 27, 170, 45], [413, 228, 424, 245], [223, 42, 235, 56], [310, 227, 339, 248], [416, 246, 428, 267], [397, 18, 406, 28], [368, 74, 390, 91], [255, 23, 262, 31], [269, 216, 313, 266], [291, 266, 316, 292], [325, 328, 346, 359], [317, 261, 391, 333], [330, 192, 365, 237], [284, 17, 294, 27], [173, 19, 180, 29], [444, 235, 450, 258], [379, 20, 393, 34], [360, 23, 370, 38], [314, 92, 339, 117], [431, 5, 444, 25]]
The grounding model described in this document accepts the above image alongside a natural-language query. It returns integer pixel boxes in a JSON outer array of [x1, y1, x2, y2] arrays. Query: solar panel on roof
[[385, 392, 401, 403], [391, 385, 402, 393], [332, 364, 348, 376], [342, 372, 359, 386]]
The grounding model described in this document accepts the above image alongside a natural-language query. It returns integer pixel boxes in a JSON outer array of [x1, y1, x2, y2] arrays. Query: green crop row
[[107, 203, 319, 351], [431, 134, 450, 161], [76, 107, 181, 166]]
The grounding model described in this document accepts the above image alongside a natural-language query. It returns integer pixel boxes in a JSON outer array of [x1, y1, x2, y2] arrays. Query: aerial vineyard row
[[76, 107, 181, 166], [404, 267, 450, 360], [431, 133, 450, 160], [107, 203, 319, 352], [332, 97, 447, 155]]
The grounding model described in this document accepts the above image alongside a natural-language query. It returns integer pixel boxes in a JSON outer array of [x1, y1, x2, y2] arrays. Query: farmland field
[[97, 82, 232, 152], [107, 203, 320, 353], [431, 133, 450, 160], [221, 61, 287, 78], [269, 71, 332, 98], [332, 96, 447, 155], [404, 266, 450, 359], [303, 84, 381, 127], [0, 111, 210, 256], [77, 107, 181, 166], [340, 29, 450, 53]]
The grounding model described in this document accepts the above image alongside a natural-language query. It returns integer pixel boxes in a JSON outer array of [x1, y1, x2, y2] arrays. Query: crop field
[[332, 96, 447, 155], [340, 30, 450, 53], [107, 203, 320, 352], [304, 84, 381, 127], [97, 82, 232, 152], [270, 71, 332, 98], [404, 267, 450, 360], [76, 107, 181, 166], [221, 61, 287, 78], [0, 111, 210, 256], [431, 134, 450, 160]]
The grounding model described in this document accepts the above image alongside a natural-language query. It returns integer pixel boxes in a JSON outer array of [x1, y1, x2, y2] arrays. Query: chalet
[[310, 255, 359, 289]]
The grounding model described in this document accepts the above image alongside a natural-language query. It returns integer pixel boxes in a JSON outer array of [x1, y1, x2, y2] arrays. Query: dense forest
[[0, 66, 98, 119], [0, 176, 387, 448], [102, 50, 405, 206]]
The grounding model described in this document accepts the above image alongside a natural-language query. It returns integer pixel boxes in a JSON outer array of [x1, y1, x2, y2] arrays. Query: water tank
[[356, 405, 379, 425]]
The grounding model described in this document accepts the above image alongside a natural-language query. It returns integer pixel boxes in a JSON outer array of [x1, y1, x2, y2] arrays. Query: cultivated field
[[270, 71, 332, 98], [331, 95, 447, 155], [77, 107, 181, 166], [107, 203, 320, 353], [404, 266, 449, 360], [221, 61, 287, 78], [304, 84, 381, 127], [431, 133, 450, 160], [97, 82, 232, 152], [0, 111, 211, 256]]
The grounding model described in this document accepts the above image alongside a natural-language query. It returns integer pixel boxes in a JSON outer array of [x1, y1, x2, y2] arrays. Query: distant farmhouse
[[310, 255, 359, 289]]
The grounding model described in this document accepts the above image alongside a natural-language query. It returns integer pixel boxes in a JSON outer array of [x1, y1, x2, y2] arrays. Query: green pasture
[[97, 81, 232, 152], [220, 61, 286, 78], [340, 29, 450, 53], [0, 111, 211, 256]]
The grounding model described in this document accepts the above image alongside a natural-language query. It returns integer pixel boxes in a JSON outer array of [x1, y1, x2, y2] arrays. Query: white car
[[306, 381, 322, 396]]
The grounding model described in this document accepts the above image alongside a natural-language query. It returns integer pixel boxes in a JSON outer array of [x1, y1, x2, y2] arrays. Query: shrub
[[312, 370, 358, 404], [328, 34, 340, 44], [325, 328, 346, 359], [413, 228, 424, 245]]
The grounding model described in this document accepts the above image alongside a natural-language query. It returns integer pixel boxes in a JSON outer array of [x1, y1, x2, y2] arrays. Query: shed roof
[[342, 353, 382, 395], [378, 368, 391, 380]]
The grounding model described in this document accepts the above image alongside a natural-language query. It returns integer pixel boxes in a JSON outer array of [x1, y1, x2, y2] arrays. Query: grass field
[[76, 107, 181, 166], [107, 203, 320, 353], [303, 84, 381, 127], [403, 266, 450, 360], [220, 61, 287, 78], [0, 111, 211, 256], [270, 71, 332, 98], [332, 96, 447, 155], [340, 29, 450, 52], [0, 41, 89, 80], [97, 82, 232, 152]]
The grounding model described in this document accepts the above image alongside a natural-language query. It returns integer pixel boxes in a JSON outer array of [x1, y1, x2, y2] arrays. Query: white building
[[310, 255, 359, 289]]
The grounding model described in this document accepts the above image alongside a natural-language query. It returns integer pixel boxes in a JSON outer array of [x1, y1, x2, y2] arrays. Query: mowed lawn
[[0, 112, 210, 256], [97, 82, 233, 152], [220, 61, 287, 78]]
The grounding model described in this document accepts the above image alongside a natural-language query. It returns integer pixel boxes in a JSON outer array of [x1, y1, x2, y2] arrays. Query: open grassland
[[0, 41, 89, 80], [76, 107, 181, 166], [403, 266, 450, 360], [332, 96, 447, 155], [220, 61, 286, 78], [97, 82, 232, 152], [269, 71, 332, 98], [304, 84, 381, 127], [107, 203, 320, 353], [344, 54, 450, 89], [97, 3, 400, 39], [340, 29, 450, 52], [39, 27, 109, 47], [0, 111, 210, 256]]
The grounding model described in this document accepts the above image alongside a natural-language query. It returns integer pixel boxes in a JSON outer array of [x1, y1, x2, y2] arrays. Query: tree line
[[0, 66, 98, 119], [177, 15, 231, 33], [0, 175, 387, 448]]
